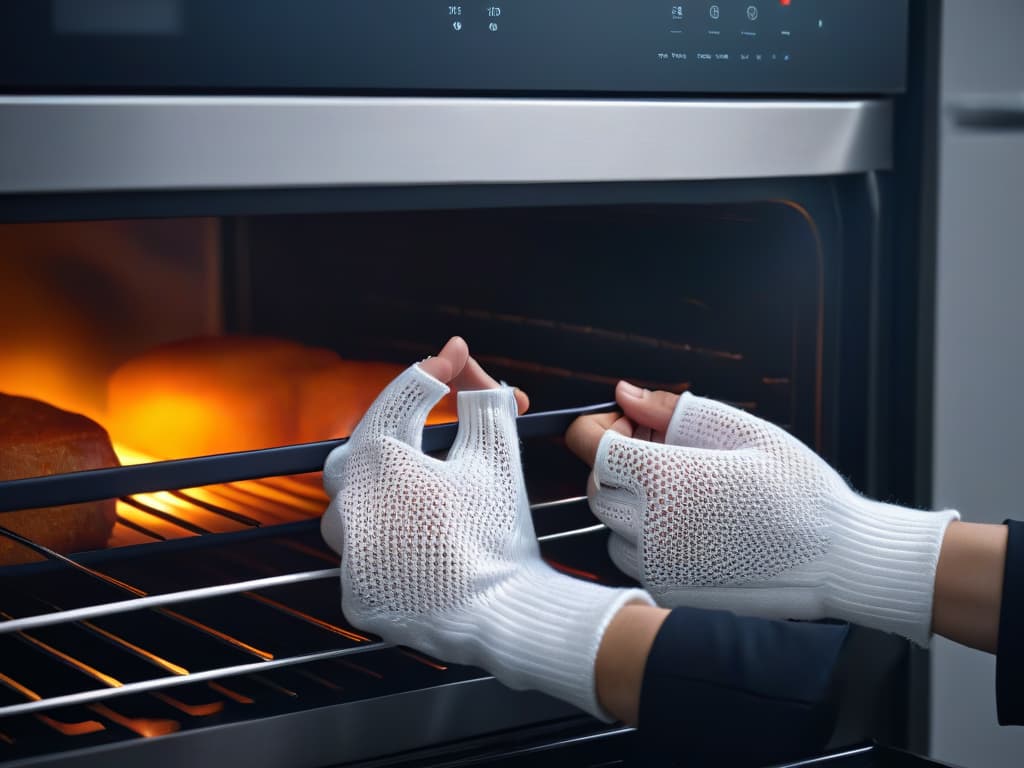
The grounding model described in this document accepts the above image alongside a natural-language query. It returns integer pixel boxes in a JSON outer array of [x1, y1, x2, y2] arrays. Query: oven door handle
[[0, 402, 616, 513], [948, 93, 1024, 130]]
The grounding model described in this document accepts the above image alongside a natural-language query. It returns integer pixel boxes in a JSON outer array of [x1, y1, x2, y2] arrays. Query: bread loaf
[[108, 336, 458, 459], [0, 394, 118, 564]]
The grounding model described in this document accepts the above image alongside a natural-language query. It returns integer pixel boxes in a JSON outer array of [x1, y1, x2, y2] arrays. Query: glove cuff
[[826, 494, 959, 646], [471, 564, 653, 721]]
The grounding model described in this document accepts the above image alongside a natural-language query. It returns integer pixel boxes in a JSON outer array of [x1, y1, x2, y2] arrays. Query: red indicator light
[[780, 0, 791, 5]]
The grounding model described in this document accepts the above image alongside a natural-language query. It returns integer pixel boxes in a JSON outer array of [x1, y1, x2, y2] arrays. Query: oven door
[[0, 97, 918, 767]]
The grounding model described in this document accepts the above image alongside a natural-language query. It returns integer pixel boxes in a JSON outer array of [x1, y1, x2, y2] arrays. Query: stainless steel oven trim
[[2, 679, 581, 768], [0, 97, 892, 194]]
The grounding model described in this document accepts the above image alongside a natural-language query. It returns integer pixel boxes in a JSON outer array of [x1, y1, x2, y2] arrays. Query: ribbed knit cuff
[[471, 564, 653, 721], [825, 494, 959, 647]]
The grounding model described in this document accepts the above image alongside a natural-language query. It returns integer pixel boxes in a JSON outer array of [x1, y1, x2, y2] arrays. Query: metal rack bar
[[170, 490, 262, 527], [0, 522, 606, 717], [0, 643, 393, 718], [0, 403, 614, 513], [118, 497, 211, 536], [114, 514, 167, 541], [531, 496, 587, 511], [0, 569, 339, 635], [535, 524, 606, 543], [0, 522, 601, 635], [0, 400, 614, 723]]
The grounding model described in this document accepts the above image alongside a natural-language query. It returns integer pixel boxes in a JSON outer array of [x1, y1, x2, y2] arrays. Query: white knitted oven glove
[[589, 392, 958, 647], [320, 364, 652, 719]]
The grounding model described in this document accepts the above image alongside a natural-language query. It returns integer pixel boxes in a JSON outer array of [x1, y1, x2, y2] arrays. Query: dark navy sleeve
[[638, 607, 849, 767], [997, 520, 1024, 725]]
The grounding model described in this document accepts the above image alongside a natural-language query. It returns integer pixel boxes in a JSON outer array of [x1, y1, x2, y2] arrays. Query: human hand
[[320, 339, 651, 718], [567, 382, 959, 646], [415, 335, 530, 416]]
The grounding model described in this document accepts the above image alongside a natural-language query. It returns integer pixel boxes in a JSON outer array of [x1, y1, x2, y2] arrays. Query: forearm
[[932, 521, 1008, 652], [595, 604, 670, 725]]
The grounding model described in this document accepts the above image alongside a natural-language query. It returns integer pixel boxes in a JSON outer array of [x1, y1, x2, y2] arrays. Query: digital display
[[2, 1, 908, 94]]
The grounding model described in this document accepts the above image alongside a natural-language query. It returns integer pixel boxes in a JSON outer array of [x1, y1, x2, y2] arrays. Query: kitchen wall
[[932, 1, 1024, 765]]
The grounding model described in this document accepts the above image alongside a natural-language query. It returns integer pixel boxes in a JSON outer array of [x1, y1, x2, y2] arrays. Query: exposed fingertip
[[617, 387, 679, 433], [616, 380, 648, 400], [439, 336, 469, 373], [513, 387, 530, 415], [441, 335, 468, 355]]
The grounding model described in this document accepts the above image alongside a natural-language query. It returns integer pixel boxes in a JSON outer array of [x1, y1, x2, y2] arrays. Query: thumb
[[615, 381, 679, 434]]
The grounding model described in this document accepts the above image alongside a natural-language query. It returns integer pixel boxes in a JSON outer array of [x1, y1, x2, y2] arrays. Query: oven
[[0, 1, 941, 765]]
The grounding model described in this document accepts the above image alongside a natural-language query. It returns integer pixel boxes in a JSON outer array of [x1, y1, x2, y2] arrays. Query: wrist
[[465, 563, 654, 721], [932, 521, 1007, 652], [595, 603, 671, 726]]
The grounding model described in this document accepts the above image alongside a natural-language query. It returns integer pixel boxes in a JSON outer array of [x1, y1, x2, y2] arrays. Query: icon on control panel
[[746, 5, 758, 21], [709, 5, 720, 20], [489, 21, 498, 31], [452, 20, 463, 30], [671, 5, 683, 19]]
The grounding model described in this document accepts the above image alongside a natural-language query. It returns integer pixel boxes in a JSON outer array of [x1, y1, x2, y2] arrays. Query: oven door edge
[[0, 97, 892, 196]]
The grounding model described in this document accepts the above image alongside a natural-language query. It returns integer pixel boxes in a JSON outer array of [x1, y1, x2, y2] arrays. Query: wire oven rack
[[0, 404, 623, 764]]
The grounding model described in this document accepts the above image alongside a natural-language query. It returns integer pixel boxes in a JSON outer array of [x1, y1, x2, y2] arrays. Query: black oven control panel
[[0, 0, 907, 94]]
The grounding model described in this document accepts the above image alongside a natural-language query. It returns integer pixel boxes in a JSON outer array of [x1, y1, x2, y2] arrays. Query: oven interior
[[0, 199, 904, 765]]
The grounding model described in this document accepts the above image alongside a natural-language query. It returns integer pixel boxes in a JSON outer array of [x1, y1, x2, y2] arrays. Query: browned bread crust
[[0, 393, 118, 564]]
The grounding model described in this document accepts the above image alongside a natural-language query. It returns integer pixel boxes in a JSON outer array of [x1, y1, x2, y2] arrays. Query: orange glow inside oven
[[2, 345, 457, 549], [0, 222, 459, 550]]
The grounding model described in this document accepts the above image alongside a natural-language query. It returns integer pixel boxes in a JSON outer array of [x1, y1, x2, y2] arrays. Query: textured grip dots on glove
[[342, 438, 477, 616], [590, 392, 959, 646], [670, 392, 805, 454], [321, 363, 654, 719], [335, 391, 524, 621], [595, 433, 830, 589]]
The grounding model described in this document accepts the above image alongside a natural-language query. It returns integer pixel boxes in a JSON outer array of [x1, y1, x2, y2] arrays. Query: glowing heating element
[[153, 692, 224, 717], [0, 672, 106, 736], [112, 443, 331, 547], [89, 704, 179, 738]]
